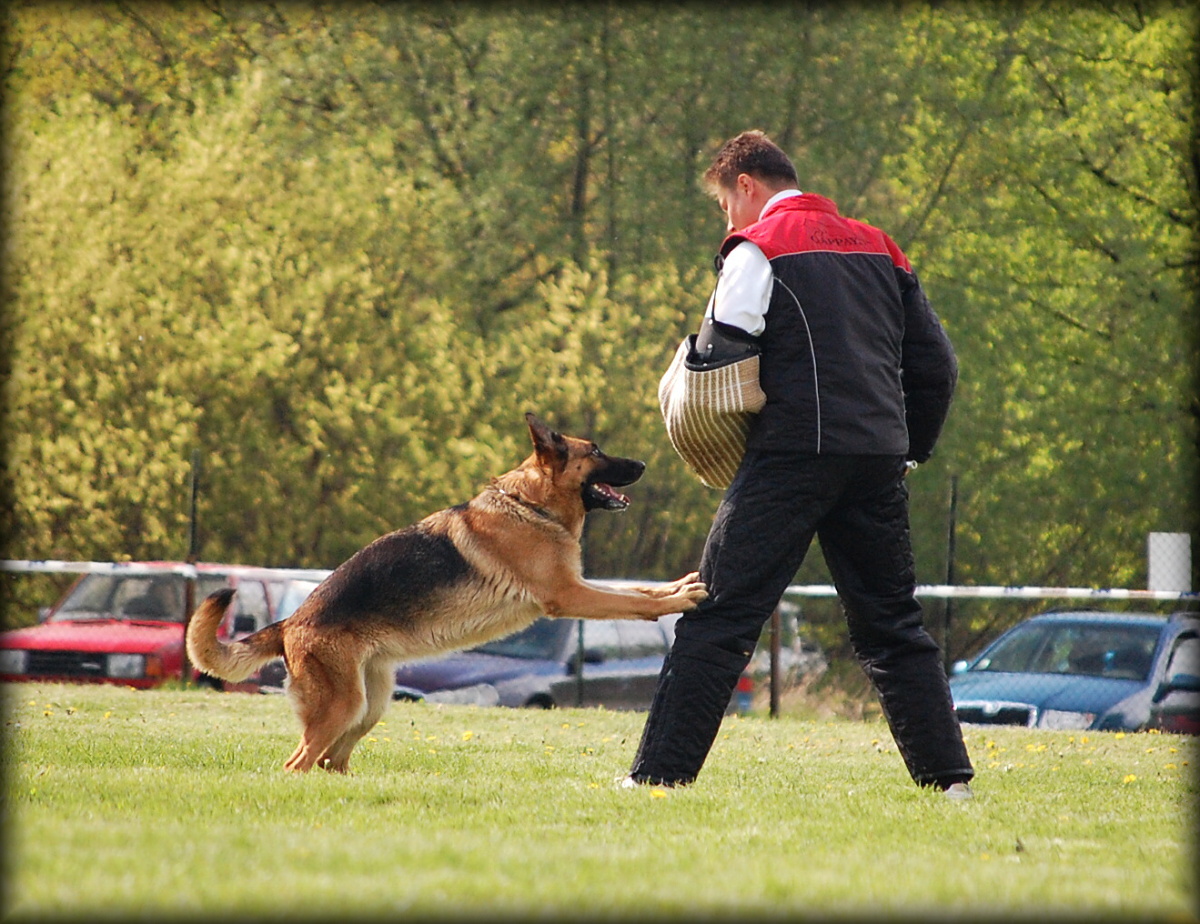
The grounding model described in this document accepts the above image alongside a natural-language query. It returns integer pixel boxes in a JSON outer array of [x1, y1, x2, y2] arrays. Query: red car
[[0, 563, 291, 690]]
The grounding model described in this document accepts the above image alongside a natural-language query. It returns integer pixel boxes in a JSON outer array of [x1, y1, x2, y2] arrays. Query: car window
[[52, 573, 244, 624], [54, 575, 186, 623], [198, 576, 230, 600], [1164, 635, 1200, 682], [616, 621, 668, 658], [582, 620, 622, 660], [975, 621, 1161, 680], [474, 619, 569, 659], [974, 623, 1051, 672], [231, 580, 270, 630], [274, 580, 320, 622]]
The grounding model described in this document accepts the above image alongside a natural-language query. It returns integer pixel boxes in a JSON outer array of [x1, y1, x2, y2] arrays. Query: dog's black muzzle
[[584, 456, 645, 511]]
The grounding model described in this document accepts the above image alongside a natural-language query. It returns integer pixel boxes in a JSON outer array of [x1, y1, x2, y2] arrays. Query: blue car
[[949, 610, 1200, 732]]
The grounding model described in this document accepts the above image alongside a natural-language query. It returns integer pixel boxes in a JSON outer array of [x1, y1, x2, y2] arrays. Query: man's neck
[[760, 187, 803, 219]]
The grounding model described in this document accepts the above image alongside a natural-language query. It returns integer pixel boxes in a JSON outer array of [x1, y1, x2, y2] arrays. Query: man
[[624, 131, 974, 798]]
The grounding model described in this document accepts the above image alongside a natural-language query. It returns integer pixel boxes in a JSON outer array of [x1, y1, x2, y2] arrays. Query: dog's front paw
[[670, 581, 709, 611], [671, 571, 701, 592], [641, 571, 703, 599]]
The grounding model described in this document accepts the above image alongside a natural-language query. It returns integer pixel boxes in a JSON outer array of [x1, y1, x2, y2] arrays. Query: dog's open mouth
[[584, 482, 631, 512]]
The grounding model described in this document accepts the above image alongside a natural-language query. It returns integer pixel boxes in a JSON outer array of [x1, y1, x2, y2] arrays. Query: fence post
[[769, 606, 781, 718], [182, 450, 201, 686], [576, 619, 585, 707], [942, 474, 959, 672]]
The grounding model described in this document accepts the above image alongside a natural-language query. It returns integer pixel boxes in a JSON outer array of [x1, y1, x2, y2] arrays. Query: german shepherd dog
[[187, 413, 707, 773]]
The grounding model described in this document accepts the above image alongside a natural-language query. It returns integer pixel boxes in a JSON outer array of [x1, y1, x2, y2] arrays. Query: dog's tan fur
[[186, 413, 707, 773]]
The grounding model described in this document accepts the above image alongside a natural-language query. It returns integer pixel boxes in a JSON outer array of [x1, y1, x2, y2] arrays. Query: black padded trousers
[[629, 451, 974, 788]]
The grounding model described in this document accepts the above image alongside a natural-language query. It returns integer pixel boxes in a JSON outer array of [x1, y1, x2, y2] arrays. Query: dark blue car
[[950, 610, 1199, 732], [391, 616, 678, 710]]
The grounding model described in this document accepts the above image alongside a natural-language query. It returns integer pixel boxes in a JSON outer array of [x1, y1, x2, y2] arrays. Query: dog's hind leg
[[319, 656, 395, 774], [283, 650, 366, 773]]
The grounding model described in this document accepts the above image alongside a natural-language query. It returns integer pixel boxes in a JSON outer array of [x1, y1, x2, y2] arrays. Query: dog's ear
[[525, 412, 568, 469]]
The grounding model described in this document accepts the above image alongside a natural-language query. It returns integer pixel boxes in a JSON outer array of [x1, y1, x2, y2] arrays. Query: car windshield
[[473, 619, 569, 660], [972, 621, 1162, 681], [275, 581, 320, 622], [52, 573, 227, 623]]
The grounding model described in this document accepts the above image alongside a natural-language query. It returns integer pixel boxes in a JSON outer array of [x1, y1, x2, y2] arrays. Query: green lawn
[[2, 682, 1195, 920]]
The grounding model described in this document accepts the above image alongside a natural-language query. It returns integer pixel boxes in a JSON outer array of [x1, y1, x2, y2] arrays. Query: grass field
[[2, 682, 1196, 921]]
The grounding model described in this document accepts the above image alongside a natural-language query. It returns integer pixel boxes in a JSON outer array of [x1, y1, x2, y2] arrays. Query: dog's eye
[[590, 446, 601, 457]]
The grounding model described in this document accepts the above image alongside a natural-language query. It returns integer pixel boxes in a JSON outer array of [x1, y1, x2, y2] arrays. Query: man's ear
[[525, 412, 568, 468]]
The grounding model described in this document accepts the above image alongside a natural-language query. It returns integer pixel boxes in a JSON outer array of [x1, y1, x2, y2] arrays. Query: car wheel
[[524, 695, 554, 709]]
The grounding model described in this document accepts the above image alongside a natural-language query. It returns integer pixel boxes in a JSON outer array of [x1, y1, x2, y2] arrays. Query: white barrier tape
[[782, 584, 1197, 602], [0, 560, 333, 583], [0, 560, 1195, 601]]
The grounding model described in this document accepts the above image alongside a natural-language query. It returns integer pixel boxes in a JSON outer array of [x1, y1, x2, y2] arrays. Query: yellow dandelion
[[650, 789, 669, 798], [1122, 774, 1137, 784], [462, 730, 474, 741], [1115, 732, 1126, 739]]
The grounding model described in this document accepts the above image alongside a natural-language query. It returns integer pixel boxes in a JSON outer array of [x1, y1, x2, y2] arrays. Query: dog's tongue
[[594, 483, 630, 505]]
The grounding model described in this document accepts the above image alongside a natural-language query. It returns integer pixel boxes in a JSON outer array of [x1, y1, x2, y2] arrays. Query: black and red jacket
[[720, 193, 957, 462]]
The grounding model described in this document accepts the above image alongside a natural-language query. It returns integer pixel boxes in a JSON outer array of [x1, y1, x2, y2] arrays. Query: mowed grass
[[2, 682, 1196, 921]]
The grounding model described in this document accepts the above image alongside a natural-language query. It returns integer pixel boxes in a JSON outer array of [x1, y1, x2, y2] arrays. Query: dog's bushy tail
[[186, 588, 285, 682]]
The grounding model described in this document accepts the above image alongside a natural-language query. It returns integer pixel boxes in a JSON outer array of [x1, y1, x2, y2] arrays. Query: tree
[[2, 2, 1194, 645]]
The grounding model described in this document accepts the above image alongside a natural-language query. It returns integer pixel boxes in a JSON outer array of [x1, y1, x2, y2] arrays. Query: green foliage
[[884, 5, 1198, 619], [4, 683, 1195, 918], [2, 3, 1195, 646]]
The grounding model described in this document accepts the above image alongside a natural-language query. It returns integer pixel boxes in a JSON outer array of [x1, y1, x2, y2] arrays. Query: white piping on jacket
[[770, 276, 820, 454]]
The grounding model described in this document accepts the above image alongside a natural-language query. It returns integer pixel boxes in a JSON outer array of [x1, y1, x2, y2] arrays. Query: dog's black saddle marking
[[316, 527, 472, 624]]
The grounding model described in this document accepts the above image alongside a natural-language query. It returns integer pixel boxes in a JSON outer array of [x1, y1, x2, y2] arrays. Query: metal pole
[[769, 607, 781, 718], [943, 474, 959, 672], [576, 619, 585, 707], [182, 450, 201, 685]]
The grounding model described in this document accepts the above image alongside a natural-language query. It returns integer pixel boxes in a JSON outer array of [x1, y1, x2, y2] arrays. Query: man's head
[[702, 130, 799, 232]]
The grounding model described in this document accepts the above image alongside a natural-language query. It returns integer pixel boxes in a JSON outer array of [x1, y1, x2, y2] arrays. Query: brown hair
[[702, 130, 798, 196]]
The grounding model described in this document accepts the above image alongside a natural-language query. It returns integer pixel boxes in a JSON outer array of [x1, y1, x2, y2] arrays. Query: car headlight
[[106, 653, 146, 679], [1038, 709, 1096, 730], [0, 648, 29, 674]]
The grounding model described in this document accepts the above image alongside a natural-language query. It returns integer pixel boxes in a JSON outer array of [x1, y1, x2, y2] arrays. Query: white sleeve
[[707, 240, 772, 337]]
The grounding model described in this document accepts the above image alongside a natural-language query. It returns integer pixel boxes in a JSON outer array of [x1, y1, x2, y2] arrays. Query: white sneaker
[[944, 782, 974, 801], [616, 775, 639, 789]]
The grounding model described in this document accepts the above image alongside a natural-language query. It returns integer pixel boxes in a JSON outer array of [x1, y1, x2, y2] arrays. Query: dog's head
[[523, 412, 645, 513]]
